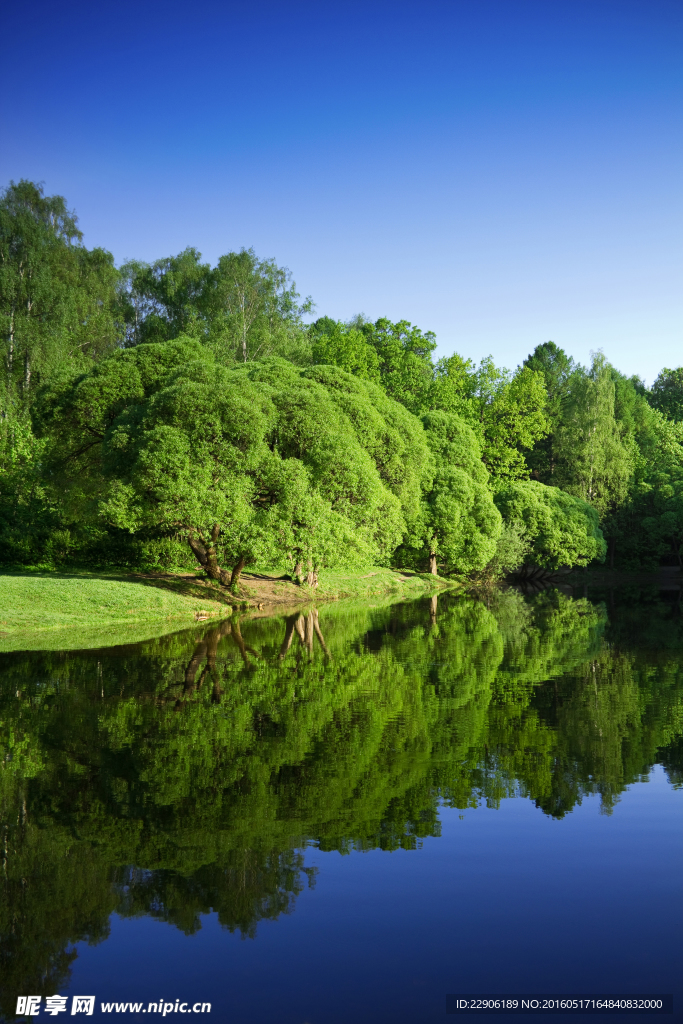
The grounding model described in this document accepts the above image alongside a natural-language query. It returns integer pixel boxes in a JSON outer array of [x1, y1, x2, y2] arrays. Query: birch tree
[[0, 180, 119, 409], [553, 354, 634, 517]]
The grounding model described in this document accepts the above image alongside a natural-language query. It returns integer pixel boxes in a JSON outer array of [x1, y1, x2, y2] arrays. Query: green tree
[[522, 341, 575, 481], [598, 368, 662, 566], [208, 248, 313, 363], [359, 318, 436, 415], [429, 352, 478, 420], [301, 363, 430, 539], [615, 417, 683, 569], [407, 411, 502, 575], [119, 247, 313, 364], [309, 318, 381, 382], [0, 417, 55, 563], [552, 354, 634, 517], [425, 354, 549, 480], [117, 248, 211, 347], [36, 344, 431, 585], [0, 180, 120, 408], [471, 360, 549, 480], [494, 479, 606, 569], [649, 367, 683, 422]]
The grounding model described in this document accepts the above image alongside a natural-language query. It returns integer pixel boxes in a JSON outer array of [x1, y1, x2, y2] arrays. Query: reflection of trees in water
[[113, 848, 316, 939], [0, 798, 115, 1021], [0, 589, 682, 1014], [279, 609, 330, 660]]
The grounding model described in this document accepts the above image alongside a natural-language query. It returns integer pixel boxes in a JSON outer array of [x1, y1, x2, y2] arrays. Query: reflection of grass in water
[[0, 621, 219, 653], [0, 566, 452, 651], [0, 571, 230, 648]]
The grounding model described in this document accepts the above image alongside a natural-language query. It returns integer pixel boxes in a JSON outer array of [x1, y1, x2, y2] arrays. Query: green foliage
[[552, 354, 635, 517], [116, 248, 212, 345], [399, 411, 502, 574], [485, 521, 531, 577], [301, 363, 430, 535], [521, 346, 662, 567], [208, 248, 313, 363], [0, 181, 120, 412], [309, 317, 381, 381], [648, 366, 683, 422], [494, 479, 606, 569], [118, 246, 313, 363], [426, 355, 549, 480], [5, 177, 683, 575], [359, 317, 437, 414], [604, 414, 683, 568], [33, 338, 212, 527], [472, 361, 549, 480], [0, 416, 56, 562], [522, 341, 576, 481], [35, 344, 433, 581]]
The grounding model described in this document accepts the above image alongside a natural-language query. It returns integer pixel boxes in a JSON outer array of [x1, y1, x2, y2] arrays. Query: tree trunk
[[279, 614, 299, 659], [429, 552, 438, 575], [240, 291, 248, 362], [230, 555, 247, 590], [7, 305, 14, 379], [294, 560, 304, 585], [304, 611, 314, 653], [312, 609, 331, 658], [187, 527, 232, 587], [182, 641, 208, 696]]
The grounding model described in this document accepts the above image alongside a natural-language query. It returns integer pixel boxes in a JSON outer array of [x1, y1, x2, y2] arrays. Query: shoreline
[[0, 567, 455, 651]]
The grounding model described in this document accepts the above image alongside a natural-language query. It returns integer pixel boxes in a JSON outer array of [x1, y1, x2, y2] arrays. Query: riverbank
[[0, 566, 454, 650]]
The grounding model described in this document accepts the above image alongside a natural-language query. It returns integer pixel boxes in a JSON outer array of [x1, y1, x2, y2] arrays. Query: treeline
[[2, 179, 683, 577]]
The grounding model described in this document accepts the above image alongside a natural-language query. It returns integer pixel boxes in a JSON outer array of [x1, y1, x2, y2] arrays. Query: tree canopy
[[494, 479, 606, 569], [117, 246, 312, 363], [34, 342, 431, 583], [407, 411, 502, 575], [1, 180, 119, 410], [648, 367, 683, 422]]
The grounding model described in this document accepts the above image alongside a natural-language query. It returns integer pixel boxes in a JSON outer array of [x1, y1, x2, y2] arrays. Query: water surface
[[1, 587, 681, 1022]]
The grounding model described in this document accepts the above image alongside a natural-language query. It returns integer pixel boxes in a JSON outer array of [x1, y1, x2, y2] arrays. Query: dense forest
[[3, 179, 683, 581]]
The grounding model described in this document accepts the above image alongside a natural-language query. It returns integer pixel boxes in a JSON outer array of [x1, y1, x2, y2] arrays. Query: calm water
[[1, 587, 681, 1023]]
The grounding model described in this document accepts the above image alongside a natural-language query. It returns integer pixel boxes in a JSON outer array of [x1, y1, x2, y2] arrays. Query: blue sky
[[2, 0, 681, 381]]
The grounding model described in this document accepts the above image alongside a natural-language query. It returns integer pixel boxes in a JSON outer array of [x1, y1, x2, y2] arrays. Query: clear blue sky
[[2, 0, 681, 382]]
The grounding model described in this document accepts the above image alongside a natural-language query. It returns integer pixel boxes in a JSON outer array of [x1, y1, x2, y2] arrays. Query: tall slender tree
[[522, 341, 575, 481], [552, 354, 634, 517], [0, 180, 119, 409]]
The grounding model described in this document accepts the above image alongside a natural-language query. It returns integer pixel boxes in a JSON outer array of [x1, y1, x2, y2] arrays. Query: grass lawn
[[0, 570, 232, 650]]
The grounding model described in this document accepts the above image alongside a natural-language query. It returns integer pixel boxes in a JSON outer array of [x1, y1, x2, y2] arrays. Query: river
[[1, 586, 681, 1023]]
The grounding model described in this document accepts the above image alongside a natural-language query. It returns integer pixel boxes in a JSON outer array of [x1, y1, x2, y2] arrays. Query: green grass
[[0, 570, 231, 650]]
